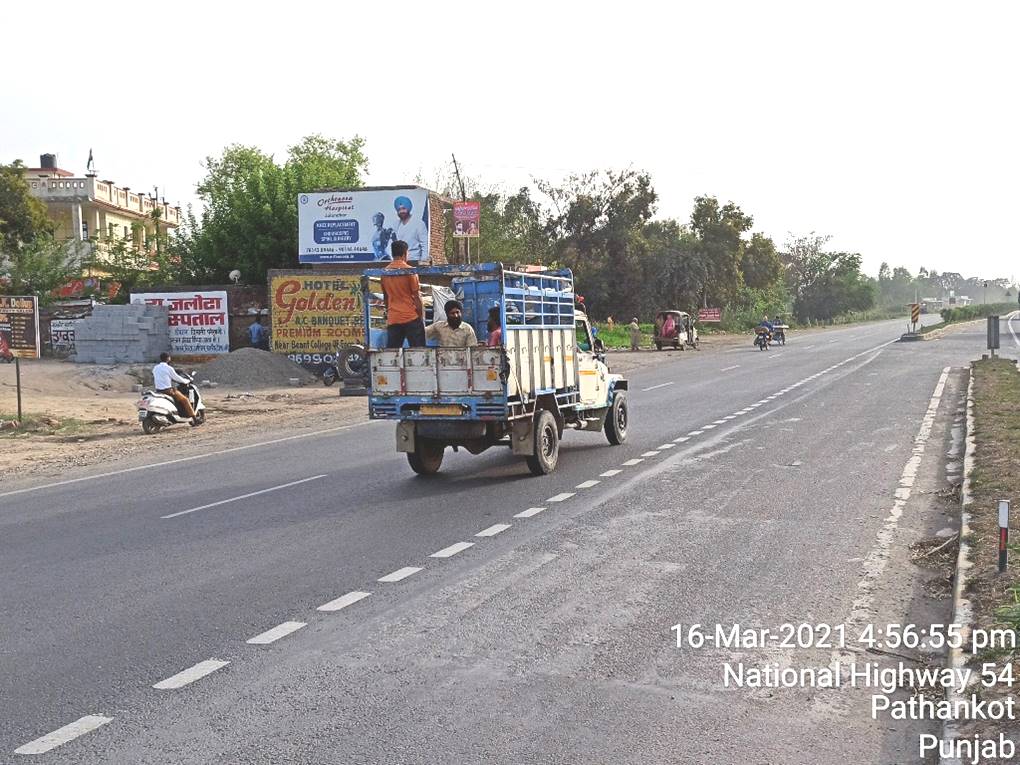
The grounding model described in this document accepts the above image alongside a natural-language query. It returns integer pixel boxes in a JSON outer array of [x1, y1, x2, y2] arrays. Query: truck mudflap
[[511, 418, 534, 456], [396, 421, 415, 452]]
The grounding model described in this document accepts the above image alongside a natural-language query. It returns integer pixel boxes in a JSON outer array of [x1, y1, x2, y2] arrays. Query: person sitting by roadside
[[152, 352, 199, 426], [426, 300, 478, 347]]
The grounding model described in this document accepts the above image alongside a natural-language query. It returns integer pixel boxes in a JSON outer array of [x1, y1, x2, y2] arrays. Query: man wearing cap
[[393, 195, 429, 262], [426, 300, 478, 347]]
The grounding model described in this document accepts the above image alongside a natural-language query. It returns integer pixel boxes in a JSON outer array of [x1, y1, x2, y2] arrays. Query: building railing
[[29, 177, 180, 225]]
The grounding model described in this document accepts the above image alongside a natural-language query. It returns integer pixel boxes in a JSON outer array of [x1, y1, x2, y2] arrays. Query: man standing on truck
[[382, 240, 426, 348], [425, 300, 478, 347]]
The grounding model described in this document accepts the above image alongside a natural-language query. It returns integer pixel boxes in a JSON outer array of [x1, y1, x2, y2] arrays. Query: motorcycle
[[754, 327, 772, 351], [322, 344, 367, 387], [772, 323, 787, 346], [137, 375, 206, 434]]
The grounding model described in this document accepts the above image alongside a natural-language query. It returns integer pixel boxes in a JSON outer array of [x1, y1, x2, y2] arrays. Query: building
[[22, 153, 180, 268]]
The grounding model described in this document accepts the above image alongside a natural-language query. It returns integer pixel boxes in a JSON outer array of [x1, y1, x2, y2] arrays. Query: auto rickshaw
[[653, 310, 699, 351]]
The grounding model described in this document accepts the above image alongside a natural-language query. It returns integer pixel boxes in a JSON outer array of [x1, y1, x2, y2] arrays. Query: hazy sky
[[4, 0, 1017, 280]]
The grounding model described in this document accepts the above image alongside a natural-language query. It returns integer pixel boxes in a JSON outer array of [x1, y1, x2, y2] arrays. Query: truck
[[363, 262, 629, 476]]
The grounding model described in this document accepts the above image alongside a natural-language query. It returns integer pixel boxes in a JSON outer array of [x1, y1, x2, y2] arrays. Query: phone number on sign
[[671, 623, 1017, 654]]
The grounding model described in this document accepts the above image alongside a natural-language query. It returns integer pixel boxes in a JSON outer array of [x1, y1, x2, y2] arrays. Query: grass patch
[[968, 358, 1020, 661], [0, 412, 91, 437]]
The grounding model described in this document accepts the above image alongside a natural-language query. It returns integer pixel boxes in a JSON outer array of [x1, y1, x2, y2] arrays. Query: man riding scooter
[[153, 352, 201, 426], [755, 314, 774, 350]]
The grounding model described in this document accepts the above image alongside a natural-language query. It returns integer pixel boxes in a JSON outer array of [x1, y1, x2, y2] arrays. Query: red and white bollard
[[998, 499, 1011, 574]]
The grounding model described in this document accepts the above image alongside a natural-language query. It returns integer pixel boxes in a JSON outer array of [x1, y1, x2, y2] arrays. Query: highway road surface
[[2, 316, 1016, 763]]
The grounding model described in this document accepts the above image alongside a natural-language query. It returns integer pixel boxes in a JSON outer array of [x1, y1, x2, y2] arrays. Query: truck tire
[[604, 390, 628, 445], [526, 409, 559, 476], [407, 439, 444, 476], [337, 345, 367, 379]]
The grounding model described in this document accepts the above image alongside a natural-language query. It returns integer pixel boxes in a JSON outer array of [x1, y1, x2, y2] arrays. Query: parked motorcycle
[[137, 376, 206, 434], [754, 327, 772, 351], [323, 344, 367, 387]]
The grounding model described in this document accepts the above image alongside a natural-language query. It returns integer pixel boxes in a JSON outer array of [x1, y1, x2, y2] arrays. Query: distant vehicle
[[653, 310, 699, 351], [754, 327, 771, 351], [772, 322, 788, 345], [364, 263, 629, 476]]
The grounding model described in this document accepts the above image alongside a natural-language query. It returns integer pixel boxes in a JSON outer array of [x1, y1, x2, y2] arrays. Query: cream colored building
[[23, 153, 180, 268]]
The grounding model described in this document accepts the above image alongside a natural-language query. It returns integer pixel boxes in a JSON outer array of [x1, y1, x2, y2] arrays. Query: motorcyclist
[[772, 315, 786, 344], [152, 352, 200, 425], [756, 314, 774, 348]]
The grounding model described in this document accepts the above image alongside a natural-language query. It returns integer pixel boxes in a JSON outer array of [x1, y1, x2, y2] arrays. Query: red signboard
[[698, 307, 722, 323], [453, 201, 480, 238]]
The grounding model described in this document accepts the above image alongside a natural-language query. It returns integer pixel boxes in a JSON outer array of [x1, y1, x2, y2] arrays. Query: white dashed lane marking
[[246, 621, 306, 645], [430, 542, 474, 558], [641, 451, 660, 457], [476, 523, 511, 537], [317, 591, 370, 612], [599, 469, 622, 477], [673, 437, 690, 443], [575, 480, 600, 489], [153, 659, 229, 690], [642, 382, 675, 392], [657, 443, 676, 449], [378, 566, 422, 583], [720, 365, 740, 371], [14, 715, 113, 755], [687, 430, 703, 436], [515, 507, 546, 518], [702, 424, 717, 430], [547, 492, 576, 502], [622, 459, 643, 466]]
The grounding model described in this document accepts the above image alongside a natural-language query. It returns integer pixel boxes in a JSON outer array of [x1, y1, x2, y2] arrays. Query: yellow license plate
[[420, 405, 463, 416]]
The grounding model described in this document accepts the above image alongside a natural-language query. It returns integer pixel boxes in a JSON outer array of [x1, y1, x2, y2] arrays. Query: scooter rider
[[153, 352, 200, 426], [757, 314, 774, 348]]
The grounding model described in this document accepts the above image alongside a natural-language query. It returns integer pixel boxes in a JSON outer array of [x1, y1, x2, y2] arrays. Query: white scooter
[[137, 376, 206, 434]]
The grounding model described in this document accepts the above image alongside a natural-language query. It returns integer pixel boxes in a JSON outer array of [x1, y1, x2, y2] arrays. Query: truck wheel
[[407, 439, 444, 476], [604, 391, 628, 445], [526, 410, 559, 475]]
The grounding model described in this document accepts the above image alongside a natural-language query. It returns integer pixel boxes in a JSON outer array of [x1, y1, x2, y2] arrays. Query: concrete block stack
[[72, 304, 170, 364]]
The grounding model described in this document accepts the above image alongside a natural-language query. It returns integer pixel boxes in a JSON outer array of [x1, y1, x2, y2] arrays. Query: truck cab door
[[575, 317, 606, 407]]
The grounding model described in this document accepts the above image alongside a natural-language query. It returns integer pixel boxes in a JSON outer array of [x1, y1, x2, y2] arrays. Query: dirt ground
[[0, 329, 782, 481]]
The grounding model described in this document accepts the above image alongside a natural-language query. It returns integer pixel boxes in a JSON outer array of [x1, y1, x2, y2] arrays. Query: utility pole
[[451, 154, 469, 263]]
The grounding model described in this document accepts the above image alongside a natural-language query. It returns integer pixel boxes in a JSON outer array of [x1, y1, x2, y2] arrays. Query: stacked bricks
[[72, 304, 170, 364]]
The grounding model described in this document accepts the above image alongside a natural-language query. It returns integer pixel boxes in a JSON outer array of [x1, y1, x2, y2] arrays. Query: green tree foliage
[[689, 196, 753, 305], [782, 234, 875, 321], [741, 233, 782, 291], [0, 161, 54, 249], [179, 135, 367, 283], [0, 236, 78, 301]]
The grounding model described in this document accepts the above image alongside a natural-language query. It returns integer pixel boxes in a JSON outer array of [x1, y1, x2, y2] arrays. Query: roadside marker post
[[987, 315, 1000, 358], [910, 303, 920, 332], [15, 356, 23, 425], [998, 499, 1010, 574]]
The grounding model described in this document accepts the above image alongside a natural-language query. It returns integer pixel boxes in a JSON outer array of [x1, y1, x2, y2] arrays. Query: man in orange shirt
[[382, 240, 425, 348]]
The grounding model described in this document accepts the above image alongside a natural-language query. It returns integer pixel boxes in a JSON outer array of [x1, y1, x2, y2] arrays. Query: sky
[[3, 0, 1017, 281]]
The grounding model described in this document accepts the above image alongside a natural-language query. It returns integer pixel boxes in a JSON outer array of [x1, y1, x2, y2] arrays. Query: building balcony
[[26, 176, 180, 226]]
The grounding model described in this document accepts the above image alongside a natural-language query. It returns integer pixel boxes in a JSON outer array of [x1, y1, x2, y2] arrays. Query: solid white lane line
[[0, 422, 372, 500], [14, 715, 113, 755], [317, 591, 370, 612], [673, 436, 690, 443], [246, 621, 306, 645], [687, 430, 703, 436], [515, 507, 546, 518], [600, 469, 622, 477], [621, 459, 643, 466], [576, 480, 601, 489], [720, 365, 740, 372], [476, 523, 511, 537], [657, 443, 676, 449], [547, 492, 576, 502], [161, 475, 327, 519], [430, 542, 474, 558], [641, 451, 660, 457], [642, 382, 676, 392], [378, 566, 422, 582], [153, 659, 229, 690]]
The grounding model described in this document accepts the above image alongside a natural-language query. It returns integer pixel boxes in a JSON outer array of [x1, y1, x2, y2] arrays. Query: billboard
[[698, 307, 722, 323], [270, 274, 364, 369], [132, 291, 230, 355], [0, 296, 41, 359], [298, 188, 430, 264], [453, 201, 480, 238]]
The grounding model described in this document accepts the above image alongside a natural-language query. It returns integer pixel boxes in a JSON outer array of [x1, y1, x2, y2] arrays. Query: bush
[[940, 303, 1017, 324]]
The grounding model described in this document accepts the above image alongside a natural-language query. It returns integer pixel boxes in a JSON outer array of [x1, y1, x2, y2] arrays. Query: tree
[[0, 236, 77, 302], [689, 196, 753, 305], [741, 233, 782, 291], [178, 135, 368, 283], [0, 161, 54, 250], [782, 234, 875, 321]]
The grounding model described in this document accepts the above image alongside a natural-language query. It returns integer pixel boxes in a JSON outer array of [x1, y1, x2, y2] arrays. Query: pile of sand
[[194, 348, 316, 388]]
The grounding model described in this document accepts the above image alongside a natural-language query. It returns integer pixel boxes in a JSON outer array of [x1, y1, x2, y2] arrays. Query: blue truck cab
[[362, 262, 629, 476]]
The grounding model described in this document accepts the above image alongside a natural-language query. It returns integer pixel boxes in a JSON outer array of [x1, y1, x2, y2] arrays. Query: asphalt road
[[1, 316, 1014, 763]]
